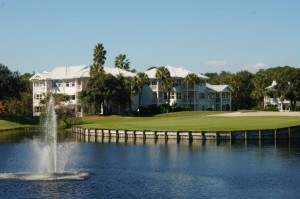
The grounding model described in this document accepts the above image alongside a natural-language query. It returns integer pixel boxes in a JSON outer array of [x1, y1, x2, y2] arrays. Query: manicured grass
[[1, 112, 299, 131], [79, 111, 300, 131], [0, 117, 39, 130], [0, 120, 31, 130]]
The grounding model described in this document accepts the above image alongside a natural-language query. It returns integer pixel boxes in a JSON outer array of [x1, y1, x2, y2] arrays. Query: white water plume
[[0, 96, 88, 181]]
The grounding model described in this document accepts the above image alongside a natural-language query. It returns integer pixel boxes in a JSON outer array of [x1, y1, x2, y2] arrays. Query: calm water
[[0, 130, 300, 199]]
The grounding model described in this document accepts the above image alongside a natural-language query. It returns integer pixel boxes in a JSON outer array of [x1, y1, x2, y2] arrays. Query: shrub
[[263, 105, 279, 112], [173, 105, 191, 112], [159, 104, 171, 113], [137, 104, 160, 116]]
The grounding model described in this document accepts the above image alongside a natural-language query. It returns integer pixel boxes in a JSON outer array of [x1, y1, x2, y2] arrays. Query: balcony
[[150, 85, 158, 90], [182, 98, 199, 104], [77, 84, 82, 91], [34, 86, 46, 93]]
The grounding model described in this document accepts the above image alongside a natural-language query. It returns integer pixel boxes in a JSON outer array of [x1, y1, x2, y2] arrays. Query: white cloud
[[244, 62, 268, 72], [253, 62, 268, 69], [205, 60, 227, 68]]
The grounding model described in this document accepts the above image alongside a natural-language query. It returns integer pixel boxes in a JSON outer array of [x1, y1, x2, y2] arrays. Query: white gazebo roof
[[265, 80, 277, 91]]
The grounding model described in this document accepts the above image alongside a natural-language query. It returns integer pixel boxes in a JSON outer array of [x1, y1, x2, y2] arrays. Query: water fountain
[[0, 96, 89, 181]]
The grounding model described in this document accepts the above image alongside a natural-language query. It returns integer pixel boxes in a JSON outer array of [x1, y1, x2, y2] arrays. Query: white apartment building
[[30, 65, 136, 116], [30, 65, 233, 116], [142, 66, 209, 110], [141, 65, 233, 111], [206, 84, 234, 111]]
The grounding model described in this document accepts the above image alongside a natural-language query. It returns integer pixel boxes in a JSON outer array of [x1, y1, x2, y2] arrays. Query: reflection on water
[[1, 130, 300, 198], [0, 129, 75, 143]]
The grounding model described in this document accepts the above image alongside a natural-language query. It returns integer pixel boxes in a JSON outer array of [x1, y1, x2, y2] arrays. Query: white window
[[170, 92, 175, 99], [34, 106, 42, 113], [174, 79, 182, 87], [34, 82, 45, 87], [35, 94, 43, 100]]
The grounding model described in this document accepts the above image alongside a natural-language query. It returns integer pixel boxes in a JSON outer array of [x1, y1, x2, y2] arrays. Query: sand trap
[[209, 111, 300, 117]]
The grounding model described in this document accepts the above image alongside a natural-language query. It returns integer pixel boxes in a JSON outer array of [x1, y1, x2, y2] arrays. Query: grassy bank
[[0, 120, 33, 130], [79, 111, 300, 131], [0, 116, 39, 131]]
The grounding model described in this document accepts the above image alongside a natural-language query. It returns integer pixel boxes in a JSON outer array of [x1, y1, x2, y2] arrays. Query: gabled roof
[[206, 83, 234, 92], [145, 65, 209, 79], [104, 67, 136, 77], [49, 65, 90, 79], [29, 72, 50, 80], [265, 80, 277, 91], [30, 65, 136, 80]]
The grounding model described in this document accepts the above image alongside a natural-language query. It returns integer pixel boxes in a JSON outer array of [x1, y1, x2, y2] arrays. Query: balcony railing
[[34, 87, 46, 92], [150, 85, 158, 90], [206, 98, 231, 104], [182, 98, 199, 104]]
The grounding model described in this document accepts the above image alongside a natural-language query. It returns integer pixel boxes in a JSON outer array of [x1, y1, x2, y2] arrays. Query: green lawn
[[79, 111, 300, 131], [0, 120, 30, 130], [0, 117, 39, 131], [1, 112, 299, 131]]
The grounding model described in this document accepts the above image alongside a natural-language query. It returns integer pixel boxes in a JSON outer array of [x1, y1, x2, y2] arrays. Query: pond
[[0, 130, 300, 198]]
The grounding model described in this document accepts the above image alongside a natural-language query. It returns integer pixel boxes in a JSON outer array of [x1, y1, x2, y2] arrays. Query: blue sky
[[0, 0, 299, 74]]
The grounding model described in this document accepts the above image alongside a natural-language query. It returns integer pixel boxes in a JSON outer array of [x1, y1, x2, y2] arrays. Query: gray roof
[[30, 65, 136, 80], [206, 83, 234, 92], [145, 65, 209, 79]]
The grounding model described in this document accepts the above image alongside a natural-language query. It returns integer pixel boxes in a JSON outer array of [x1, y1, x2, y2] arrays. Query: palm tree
[[124, 76, 138, 115], [155, 67, 174, 106], [87, 43, 107, 114], [90, 43, 106, 75], [114, 54, 130, 71], [184, 73, 199, 110], [134, 72, 150, 110]]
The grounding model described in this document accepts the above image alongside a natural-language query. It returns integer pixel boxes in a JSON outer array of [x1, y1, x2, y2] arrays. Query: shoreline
[[72, 125, 300, 142]]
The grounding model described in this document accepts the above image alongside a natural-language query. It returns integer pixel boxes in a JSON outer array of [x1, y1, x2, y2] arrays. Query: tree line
[[0, 64, 33, 116], [1, 43, 300, 118], [205, 66, 300, 111]]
